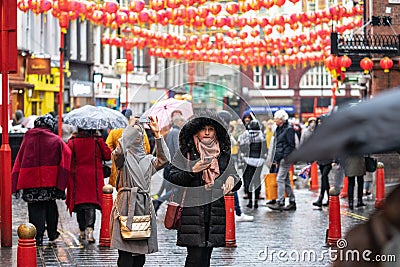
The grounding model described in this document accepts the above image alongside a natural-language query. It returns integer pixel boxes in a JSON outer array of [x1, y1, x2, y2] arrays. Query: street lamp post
[[0, 0, 17, 247], [58, 31, 65, 137]]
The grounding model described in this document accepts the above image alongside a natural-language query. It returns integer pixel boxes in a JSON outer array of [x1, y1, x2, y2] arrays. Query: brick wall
[[375, 152, 400, 184]]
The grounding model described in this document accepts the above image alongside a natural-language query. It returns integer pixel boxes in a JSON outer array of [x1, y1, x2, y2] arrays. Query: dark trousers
[[76, 208, 96, 231], [318, 164, 332, 201], [243, 165, 262, 200], [117, 250, 145, 267], [348, 176, 364, 203], [28, 200, 59, 239], [185, 247, 213, 267]]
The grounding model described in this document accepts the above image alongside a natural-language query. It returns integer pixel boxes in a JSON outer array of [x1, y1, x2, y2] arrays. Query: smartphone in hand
[[203, 156, 214, 164]]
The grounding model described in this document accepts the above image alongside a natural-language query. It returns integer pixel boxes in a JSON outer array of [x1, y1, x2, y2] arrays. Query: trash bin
[[0, 133, 25, 167]]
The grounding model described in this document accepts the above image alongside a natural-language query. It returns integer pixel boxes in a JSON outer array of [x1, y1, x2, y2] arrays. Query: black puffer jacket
[[273, 121, 296, 163], [167, 113, 242, 248]]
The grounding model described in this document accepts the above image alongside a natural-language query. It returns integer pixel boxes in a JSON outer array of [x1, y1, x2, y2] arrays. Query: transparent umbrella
[[63, 105, 128, 130]]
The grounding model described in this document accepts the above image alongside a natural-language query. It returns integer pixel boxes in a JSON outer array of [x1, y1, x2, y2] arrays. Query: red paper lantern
[[17, 0, 29, 12], [225, 2, 239, 15], [59, 12, 69, 33], [360, 57, 373, 74], [380, 57, 393, 73], [104, 0, 119, 13], [340, 55, 352, 72], [40, 0, 53, 13], [130, 0, 144, 12]]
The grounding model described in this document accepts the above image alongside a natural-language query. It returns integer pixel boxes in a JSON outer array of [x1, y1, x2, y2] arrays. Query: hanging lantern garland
[[17, 0, 364, 67]]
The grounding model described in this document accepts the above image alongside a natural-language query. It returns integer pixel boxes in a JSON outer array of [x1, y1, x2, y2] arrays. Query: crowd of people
[[10, 105, 376, 266]]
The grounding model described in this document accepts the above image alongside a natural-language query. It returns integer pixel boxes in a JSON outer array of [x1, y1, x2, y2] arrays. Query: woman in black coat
[[167, 112, 242, 267]]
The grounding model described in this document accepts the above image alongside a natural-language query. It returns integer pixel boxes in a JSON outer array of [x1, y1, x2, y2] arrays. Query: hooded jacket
[[167, 113, 242, 248]]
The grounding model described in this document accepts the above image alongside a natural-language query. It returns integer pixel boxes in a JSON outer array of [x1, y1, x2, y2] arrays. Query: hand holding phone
[[203, 156, 214, 164]]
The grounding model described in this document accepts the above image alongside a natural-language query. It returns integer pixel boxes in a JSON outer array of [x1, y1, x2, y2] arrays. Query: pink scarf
[[193, 135, 220, 186]]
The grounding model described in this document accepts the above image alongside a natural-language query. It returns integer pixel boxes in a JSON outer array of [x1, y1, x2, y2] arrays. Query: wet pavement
[[1, 169, 379, 266]]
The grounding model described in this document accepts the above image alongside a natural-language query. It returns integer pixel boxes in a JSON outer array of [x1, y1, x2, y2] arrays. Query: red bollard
[[327, 188, 341, 247], [340, 176, 348, 198], [224, 193, 236, 247], [310, 162, 319, 191], [17, 223, 37, 267], [375, 162, 385, 209], [99, 184, 114, 247]]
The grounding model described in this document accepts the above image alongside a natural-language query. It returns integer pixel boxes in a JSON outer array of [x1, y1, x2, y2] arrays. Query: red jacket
[[12, 128, 72, 192], [66, 134, 111, 214]]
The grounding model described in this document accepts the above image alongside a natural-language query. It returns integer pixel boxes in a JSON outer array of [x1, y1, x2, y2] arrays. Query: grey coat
[[110, 137, 169, 255], [344, 155, 366, 177]]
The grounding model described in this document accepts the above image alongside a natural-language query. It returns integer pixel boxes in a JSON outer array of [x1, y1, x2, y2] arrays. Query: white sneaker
[[235, 213, 254, 222]]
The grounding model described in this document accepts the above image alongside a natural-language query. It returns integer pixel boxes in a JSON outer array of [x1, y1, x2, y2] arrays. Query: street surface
[[1, 168, 378, 266]]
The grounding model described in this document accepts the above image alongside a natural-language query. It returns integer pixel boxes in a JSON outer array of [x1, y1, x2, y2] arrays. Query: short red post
[[375, 162, 385, 209], [340, 176, 348, 198], [327, 187, 341, 247], [17, 223, 37, 267], [99, 184, 114, 247], [310, 162, 319, 191], [224, 193, 236, 247]]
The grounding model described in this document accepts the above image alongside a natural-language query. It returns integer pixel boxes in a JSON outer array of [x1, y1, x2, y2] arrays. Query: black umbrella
[[288, 89, 400, 163]]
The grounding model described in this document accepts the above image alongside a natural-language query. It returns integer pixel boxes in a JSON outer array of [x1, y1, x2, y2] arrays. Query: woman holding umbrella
[[66, 128, 112, 242]]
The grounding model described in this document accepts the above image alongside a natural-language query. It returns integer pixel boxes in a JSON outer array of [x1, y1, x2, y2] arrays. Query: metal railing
[[331, 32, 400, 56]]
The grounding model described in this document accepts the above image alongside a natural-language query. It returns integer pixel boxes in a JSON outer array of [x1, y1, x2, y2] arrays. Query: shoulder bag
[[164, 188, 187, 230], [115, 187, 152, 240], [164, 151, 189, 230], [365, 155, 377, 172]]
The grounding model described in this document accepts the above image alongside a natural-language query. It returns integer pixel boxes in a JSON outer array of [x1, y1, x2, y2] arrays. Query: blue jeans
[[234, 191, 241, 216], [276, 159, 295, 204]]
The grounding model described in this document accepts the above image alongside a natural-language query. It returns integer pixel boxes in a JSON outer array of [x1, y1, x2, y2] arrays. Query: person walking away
[[106, 110, 151, 187], [312, 115, 332, 207], [344, 155, 366, 210], [152, 115, 185, 213], [110, 116, 170, 267], [238, 120, 267, 209], [12, 114, 71, 246], [167, 112, 242, 267], [66, 128, 112, 242], [217, 110, 253, 222], [267, 110, 297, 211]]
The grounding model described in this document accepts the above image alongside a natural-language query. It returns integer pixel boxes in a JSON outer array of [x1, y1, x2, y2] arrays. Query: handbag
[[365, 156, 377, 172], [164, 188, 187, 230], [115, 187, 152, 240], [102, 161, 111, 178]]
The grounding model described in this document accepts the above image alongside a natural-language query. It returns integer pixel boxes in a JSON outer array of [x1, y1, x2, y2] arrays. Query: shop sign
[[71, 80, 93, 97], [27, 58, 51, 75]]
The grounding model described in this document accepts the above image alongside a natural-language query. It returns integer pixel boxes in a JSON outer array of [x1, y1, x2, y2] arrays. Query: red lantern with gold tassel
[[380, 57, 393, 73], [340, 55, 352, 72], [360, 57, 373, 74]]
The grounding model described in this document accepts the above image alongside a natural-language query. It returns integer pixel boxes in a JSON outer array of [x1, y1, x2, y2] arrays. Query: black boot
[[356, 176, 365, 207], [348, 199, 354, 210], [312, 195, 323, 207], [254, 200, 258, 209], [247, 200, 253, 208]]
